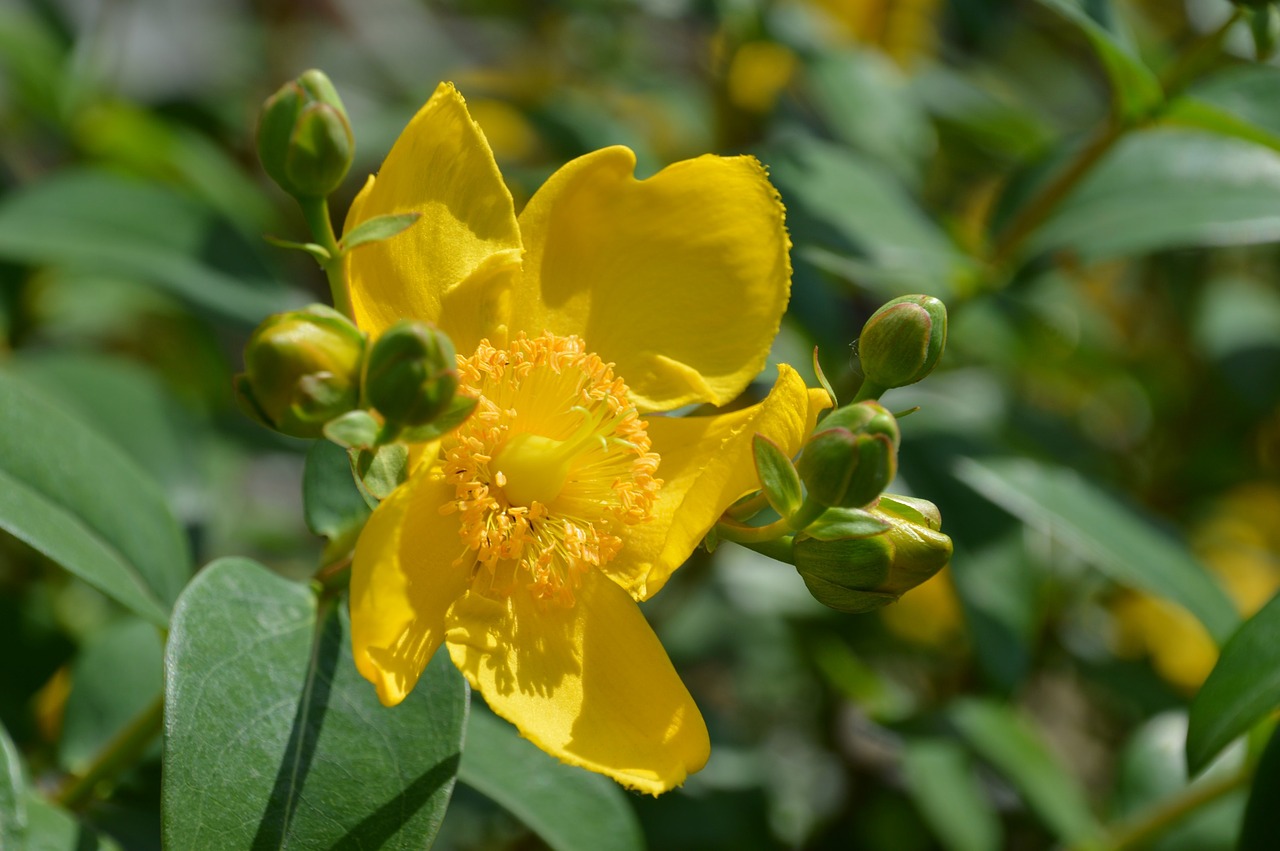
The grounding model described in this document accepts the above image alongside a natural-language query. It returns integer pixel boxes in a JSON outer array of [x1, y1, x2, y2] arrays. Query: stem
[[1082, 763, 1252, 851], [716, 515, 793, 544], [851, 378, 886, 404], [55, 692, 165, 810], [298, 197, 353, 318], [726, 490, 770, 522], [989, 8, 1244, 269], [737, 534, 796, 563]]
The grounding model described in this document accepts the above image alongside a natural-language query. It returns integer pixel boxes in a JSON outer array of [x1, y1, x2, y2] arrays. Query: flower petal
[[514, 146, 791, 412], [445, 570, 709, 795], [349, 467, 471, 706], [605, 365, 831, 599], [344, 82, 522, 340]]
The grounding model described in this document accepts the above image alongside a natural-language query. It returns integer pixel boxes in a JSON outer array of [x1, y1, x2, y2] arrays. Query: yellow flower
[[343, 83, 828, 794]]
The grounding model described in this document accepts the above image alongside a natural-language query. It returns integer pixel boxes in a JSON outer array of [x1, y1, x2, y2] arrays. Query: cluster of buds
[[718, 293, 953, 614], [234, 308, 464, 449]]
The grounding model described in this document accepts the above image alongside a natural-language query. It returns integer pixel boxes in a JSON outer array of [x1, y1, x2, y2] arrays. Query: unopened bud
[[365, 321, 459, 427], [235, 304, 366, 439], [792, 495, 952, 613], [857, 294, 947, 390], [797, 401, 900, 509], [257, 69, 354, 199]]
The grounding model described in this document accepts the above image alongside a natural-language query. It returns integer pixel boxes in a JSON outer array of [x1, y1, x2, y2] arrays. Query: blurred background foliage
[[2, 0, 1280, 848]]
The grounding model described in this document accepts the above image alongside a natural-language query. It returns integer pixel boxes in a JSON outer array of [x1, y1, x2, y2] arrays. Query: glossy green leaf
[[952, 699, 1102, 845], [1034, 0, 1162, 121], [1030, 129, 1280, 262], [1186, 591, 1280, 774], [303, 440, 371, 565], [459, 708, 644, 851], [0, 372, 191, 626], [341, 213, 421, 251], [1187, 65, 1280, 143], [752, 434, 802, 520], [24, 794, 122, 851], [901, 739, 1000, 851], [955, 457, 1238, 643], [59, 618, 164, 773], [1239, 722, 1280, 851], [163, 558, 467, 849], [1, 721, 25, 851], [0, 168, 302, 323]]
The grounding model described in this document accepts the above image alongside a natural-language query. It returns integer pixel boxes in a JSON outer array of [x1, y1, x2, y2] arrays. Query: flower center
[[439, 332, 660, 605]]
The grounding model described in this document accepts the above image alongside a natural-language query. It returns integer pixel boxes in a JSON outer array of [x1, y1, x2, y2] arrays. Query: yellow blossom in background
[[726, 41, 799, 114], [805, 0, 940, 66], [1113, 483, 1280, 692], [880, 567, 965, 648], [341, 83, 828, 794]]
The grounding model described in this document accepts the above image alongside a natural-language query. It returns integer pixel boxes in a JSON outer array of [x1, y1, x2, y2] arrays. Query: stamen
[[438, 333, 661, 605]]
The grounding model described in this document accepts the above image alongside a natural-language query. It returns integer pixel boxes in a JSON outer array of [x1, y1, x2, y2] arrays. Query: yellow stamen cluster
[[440, 332, 660, 605]]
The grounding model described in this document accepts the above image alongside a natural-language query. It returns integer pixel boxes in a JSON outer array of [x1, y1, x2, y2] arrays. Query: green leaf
[[263, 234, 331, 263], [812, 347, 837, 409], [0, 372, 191, 626], [0, 168, 303, 323], [1187, 65, 1280, 145], [767, 137, 973, 299], [1, 721, 26, 851], [59, 618, 164, 774], [1033, 0, 1162, 121], [752, 434, 802, 520], [458, 708, 644, 851], [901, 739, 1001, 851], [1186, 590, 1280, 774], [1239, 722, 1280, 851], [322, 409, 380, 450], [7, 353, 197, 504], [357, 444, 410, 500], [1161, 98, 1280, 155], [163, 558, 468, 849], [951, 699, 1102, 846], [24, 794, 122, 851], [804, 49, 935, 186], [1030, 129, 1280, 263], [303, 440, 371, 566], [954, 457, 1238, 644], [341, 213, 421, 252]]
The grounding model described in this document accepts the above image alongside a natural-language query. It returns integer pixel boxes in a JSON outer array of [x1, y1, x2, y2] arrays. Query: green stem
[[55, 692, 165, 810], [1082, 763, 1252, 851], [737, 534, 796, 563], [989, 8, 1243, 269], [726, 490, 770, 522], [716, 515, 793, 544], [298, 197, 353, 318], [851, 378, 886, 404]]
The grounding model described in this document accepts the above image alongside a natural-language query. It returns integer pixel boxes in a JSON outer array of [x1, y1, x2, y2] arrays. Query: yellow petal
[[349, 467, 471, 706], [445, 570, 709, 795], [514, 146, 791, 412], [344, 82, 523, 340], [606, 365, 831, 599]]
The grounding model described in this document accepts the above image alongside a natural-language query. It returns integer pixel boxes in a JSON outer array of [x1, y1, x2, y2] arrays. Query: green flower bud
[[257, 69, 354, 199], [235, 304, 366, 439], [797, 401, 900, 509], [857, 294, 947, 390], [365, 321, 459, 427], [792, 496, 953, 613]]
